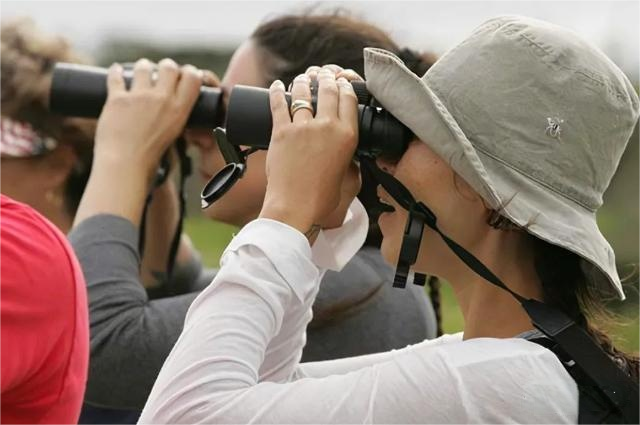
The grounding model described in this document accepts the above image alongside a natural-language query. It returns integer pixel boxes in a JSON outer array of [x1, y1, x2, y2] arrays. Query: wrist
[[93, 153, 156, 188], [259, 198, 317, 241], [74, 157, 153, 227]]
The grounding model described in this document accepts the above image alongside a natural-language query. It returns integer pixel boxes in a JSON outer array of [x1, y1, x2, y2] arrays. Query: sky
[[1, 0, 638, 79]]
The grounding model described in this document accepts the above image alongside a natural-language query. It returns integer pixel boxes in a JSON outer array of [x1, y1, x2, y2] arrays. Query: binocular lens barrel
[[225, 85, 409, 159], [50, 62, 410, 159], [50, 63, 224, 128]]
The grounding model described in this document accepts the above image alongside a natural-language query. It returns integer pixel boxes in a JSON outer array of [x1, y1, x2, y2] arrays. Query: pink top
[[1, 194, 89, 424]]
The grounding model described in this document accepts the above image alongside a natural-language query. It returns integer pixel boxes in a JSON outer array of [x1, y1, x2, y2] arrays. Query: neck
[[446, 229, 544, 340]]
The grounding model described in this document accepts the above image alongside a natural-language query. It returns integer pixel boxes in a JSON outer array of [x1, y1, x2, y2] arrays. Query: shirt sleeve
[[68, 215, 200, 409]]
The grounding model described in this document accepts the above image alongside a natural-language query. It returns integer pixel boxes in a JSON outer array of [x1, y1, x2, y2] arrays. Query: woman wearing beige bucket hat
[[137, 15, 638, 424]]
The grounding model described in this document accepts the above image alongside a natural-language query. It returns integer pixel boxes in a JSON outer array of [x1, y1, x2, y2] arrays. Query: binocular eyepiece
[[50, 63, 411, 159]]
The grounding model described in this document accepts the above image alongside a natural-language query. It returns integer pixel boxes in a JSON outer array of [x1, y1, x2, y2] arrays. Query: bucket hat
[[364, 15, 639, 299]]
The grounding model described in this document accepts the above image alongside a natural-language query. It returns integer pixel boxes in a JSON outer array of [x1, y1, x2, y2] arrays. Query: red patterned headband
[[0, 116, 58, 158]]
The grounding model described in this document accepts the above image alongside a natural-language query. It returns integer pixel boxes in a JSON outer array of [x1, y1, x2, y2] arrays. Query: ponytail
[[533, 236, 638, 381]]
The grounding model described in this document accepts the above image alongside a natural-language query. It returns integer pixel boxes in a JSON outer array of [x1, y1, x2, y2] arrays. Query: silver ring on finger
[[290, 99, 314, 117]]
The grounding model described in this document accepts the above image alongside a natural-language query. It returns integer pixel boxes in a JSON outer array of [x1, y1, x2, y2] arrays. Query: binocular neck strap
[[360, 157, 639, 422], [139, 137, 192, 295], [167, 137, 192, 280]]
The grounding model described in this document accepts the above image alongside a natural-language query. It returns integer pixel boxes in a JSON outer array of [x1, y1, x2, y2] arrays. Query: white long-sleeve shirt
[[138, 200, 578, 424]]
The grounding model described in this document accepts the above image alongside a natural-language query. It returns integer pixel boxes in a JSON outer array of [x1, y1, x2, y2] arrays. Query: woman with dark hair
[[67, 12, 440, 418], [132, 16, 638, 423], [186, 13, 441, 361]]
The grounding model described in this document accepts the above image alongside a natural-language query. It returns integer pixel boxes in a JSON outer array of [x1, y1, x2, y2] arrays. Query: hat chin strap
[[360, 157, 639, 422]]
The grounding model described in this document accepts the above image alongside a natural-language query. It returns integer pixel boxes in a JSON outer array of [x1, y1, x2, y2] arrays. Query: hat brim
[[363, 47, 623, 300]]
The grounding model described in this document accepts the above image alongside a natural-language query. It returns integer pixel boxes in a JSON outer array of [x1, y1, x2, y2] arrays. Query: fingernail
[[294, 74, 309, 82], [271, 80, 285, 89]]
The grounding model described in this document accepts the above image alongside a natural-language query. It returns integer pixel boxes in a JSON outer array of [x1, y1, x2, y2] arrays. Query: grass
[[183, 217, 238, 267], [184, 217, 639, 353]]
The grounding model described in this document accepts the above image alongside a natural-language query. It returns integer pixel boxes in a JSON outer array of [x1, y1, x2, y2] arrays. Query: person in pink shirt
[[1, 194, 89, 423]]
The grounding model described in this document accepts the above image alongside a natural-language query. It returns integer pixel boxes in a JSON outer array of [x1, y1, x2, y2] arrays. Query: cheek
[[200, 145, 225, 173]]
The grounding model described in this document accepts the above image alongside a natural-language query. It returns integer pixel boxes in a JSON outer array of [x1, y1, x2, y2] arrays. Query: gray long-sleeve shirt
[[69, 214, 436, 409]]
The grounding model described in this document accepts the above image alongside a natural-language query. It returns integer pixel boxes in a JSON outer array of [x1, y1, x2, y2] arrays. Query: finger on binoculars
[[176, 65, 202, 106], [132, 58, 154, 91], [316, 69, 339, 119], [107, 63, 125, 94], [305, 65, 322, 81], [269, 80, 290, 127], [156, 58, 180, 91], [321, 64, 344, 74], [336, 68, 364, 82], [337, 77, 358, 133], [290, 74, 313, 123], [201, 70, 221, 87]]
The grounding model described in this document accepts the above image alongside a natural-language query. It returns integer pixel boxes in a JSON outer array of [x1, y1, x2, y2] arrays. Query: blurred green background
[[98, 41, 639, 353]]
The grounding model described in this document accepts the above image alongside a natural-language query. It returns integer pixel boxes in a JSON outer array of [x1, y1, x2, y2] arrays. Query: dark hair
[[533, 237, 639, 381], [252, 12, 441, 327], [251, 12, 435, 87], [484, 208, 639, 381], [1, 18, 94, 216]]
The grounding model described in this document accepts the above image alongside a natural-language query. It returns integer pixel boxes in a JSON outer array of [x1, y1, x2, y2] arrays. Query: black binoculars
[[50, 63, 411, 159]]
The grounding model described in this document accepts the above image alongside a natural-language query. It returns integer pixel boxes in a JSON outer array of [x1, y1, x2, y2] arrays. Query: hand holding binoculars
[[50, 63, 412, 207]]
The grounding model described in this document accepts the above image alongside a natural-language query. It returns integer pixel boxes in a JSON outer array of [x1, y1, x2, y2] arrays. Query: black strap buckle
[[394, 207, 425, 288]]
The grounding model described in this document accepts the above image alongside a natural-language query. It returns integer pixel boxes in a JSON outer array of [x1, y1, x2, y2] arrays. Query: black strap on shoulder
[[360, 156, 639, 423], [522, 300, 639, 423], [528, 336, 632, 424]]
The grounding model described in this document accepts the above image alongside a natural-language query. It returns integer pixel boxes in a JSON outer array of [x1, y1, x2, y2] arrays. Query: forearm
[[73, 157, 151, 228]]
